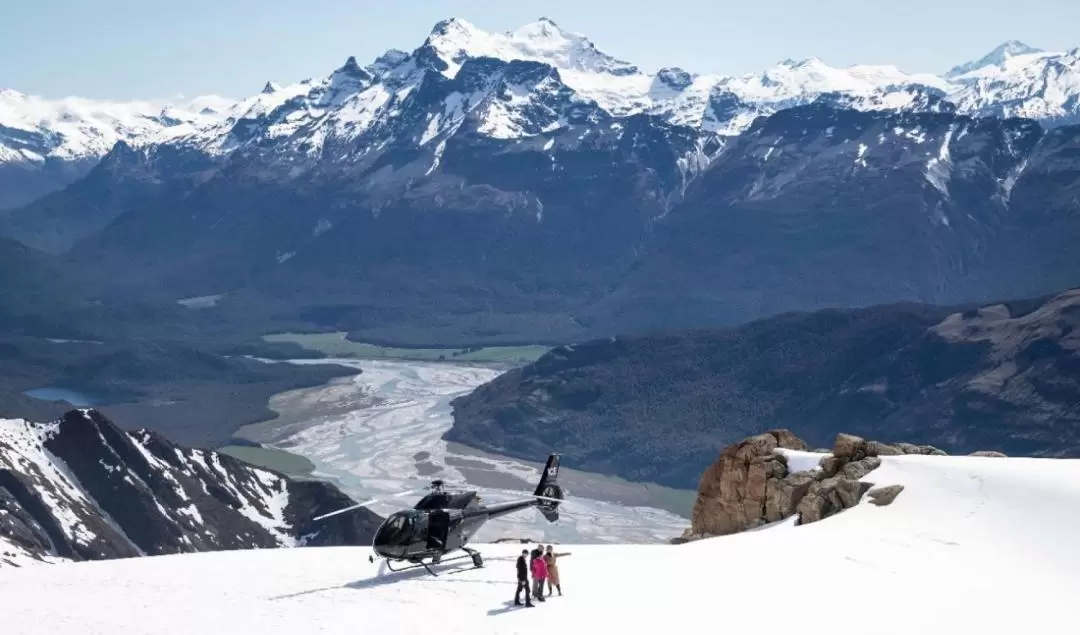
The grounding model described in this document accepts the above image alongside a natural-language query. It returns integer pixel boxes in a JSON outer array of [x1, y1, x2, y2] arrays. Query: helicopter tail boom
[[533, 453, 563, 522]]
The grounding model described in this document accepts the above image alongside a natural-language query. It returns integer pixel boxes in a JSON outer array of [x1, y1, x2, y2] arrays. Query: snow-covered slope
[[0, 89, 231, 163], [1, 450, 1076, 634], [0, 89, 233, 208], [947, 45, 1080, 124], [0, 409, 381, 567]]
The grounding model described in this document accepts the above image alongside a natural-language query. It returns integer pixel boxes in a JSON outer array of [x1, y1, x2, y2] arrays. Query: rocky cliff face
[[0, 409, 381, 567], [677, 430, 1004, 542]]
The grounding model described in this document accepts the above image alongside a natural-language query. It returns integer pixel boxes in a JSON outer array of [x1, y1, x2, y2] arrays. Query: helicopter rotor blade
[[312, 487, 425, 522], [312, 499, 380, 522]]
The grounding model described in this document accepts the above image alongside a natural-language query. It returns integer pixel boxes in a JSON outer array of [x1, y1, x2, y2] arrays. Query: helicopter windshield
[[374, 510, 426, 545]]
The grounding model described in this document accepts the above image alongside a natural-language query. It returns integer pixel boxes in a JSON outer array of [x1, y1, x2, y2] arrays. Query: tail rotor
[[533, 453, 564, 522]]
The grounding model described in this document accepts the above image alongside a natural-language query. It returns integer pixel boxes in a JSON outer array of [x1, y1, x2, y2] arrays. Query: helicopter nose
[[374, 543, 404, 557]]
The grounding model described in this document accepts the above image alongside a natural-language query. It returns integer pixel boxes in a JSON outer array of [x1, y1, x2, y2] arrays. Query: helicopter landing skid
[[383, 548, 484, 576]]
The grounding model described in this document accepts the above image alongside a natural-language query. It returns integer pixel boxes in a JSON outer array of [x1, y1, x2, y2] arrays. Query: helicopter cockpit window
[[378, 513, 413, 543], [411, 512, 428, 538], [376, 510, 433, 544]]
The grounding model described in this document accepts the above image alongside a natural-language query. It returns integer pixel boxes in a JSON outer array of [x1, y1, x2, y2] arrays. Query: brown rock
[[894, 442, 922, 454], [766, 429, 809, 451], [764, 471, 817, 522], [832, 433, 866, 460], [917, 445, 948, 456], [866, 441, 903, 456], [744, 457, 771, 521], [796, 490, 828, 524], [688, 429, 902, 537], [797, 477, 872, 524], [764, 455, 788, 478], [838, 456, 882, 480], [689, 431, 795, 536], [867, 485, 905, 506], [969, 450, 1007, 458]]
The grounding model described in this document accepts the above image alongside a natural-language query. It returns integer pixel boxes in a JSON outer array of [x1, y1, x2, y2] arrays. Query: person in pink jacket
[[530, 548, 548, 601]]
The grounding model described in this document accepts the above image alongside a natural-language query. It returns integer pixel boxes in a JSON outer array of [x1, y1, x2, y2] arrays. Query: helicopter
[[313, 452, 565, 575]]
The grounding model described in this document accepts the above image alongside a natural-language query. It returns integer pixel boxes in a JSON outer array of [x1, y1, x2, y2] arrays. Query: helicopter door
[[427, 510, 450, 549]]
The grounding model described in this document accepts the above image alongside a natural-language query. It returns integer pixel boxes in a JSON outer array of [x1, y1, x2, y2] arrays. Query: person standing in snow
[[543, 544, 571, 596], [515, 549, 534, 607], [530, 548, 548, 601]]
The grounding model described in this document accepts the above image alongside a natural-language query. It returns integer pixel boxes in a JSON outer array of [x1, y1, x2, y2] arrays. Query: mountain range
[[2, 18, 1079, 348], [4, 21, 1079, 207], [0, 408, 381, 566]]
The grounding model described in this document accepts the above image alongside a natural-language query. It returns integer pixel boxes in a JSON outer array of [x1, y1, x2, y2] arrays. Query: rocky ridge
[[676, 430, 1005, 542], [448, 288, 1080, 489], [0, 409, 381, 567]]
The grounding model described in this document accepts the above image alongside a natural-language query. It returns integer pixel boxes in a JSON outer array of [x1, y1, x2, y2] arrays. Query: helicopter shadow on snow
[[266, 555, 517, 601]]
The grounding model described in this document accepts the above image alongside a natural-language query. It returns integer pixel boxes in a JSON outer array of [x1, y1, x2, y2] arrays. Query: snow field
[[2, 451, 1078, 634]]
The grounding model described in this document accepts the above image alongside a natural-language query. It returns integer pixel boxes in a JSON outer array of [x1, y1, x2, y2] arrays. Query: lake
[[23, 387, 108, 407]]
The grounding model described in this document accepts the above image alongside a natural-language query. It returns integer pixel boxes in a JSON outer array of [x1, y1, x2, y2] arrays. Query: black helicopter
[[313, 453, 565, 575]]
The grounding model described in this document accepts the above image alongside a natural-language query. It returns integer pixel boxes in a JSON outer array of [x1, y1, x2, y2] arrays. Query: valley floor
[[3, 452, 1077, 634], [237, 358, 693, 543]]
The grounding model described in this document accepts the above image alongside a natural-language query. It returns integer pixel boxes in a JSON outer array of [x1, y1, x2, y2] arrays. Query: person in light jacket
[[530, 548, 548, 601], [544, 544, 571, 596]]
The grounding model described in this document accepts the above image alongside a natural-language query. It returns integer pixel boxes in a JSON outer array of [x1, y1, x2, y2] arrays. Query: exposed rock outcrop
[[684, 430, 808, 537], [677, 431, 1006, 543], [868, 485, 905, 506]]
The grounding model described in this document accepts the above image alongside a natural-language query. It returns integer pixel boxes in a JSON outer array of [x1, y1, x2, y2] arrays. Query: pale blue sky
[[3, 0, 1078, 100]]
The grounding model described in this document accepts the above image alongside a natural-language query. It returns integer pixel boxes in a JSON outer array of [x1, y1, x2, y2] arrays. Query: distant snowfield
[[3, 451, 1077, 634], [253, 358, 691, 543]]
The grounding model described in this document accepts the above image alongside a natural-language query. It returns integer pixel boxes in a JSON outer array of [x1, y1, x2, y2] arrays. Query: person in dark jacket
[[514, 549, 534, 607]]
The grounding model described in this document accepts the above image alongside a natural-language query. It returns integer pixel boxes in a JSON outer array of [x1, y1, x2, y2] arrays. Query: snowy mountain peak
[[778, 56, 826, 69], [336, 55, 367, 77], [945, 45, 1080, 124], [421, 16, 638, 79], [657, 67, 695, 89], [368, 49, 411, 77], [261, 81, 281, 95], [947, 40, 1045, 78], [0, 90, 235, 168]]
